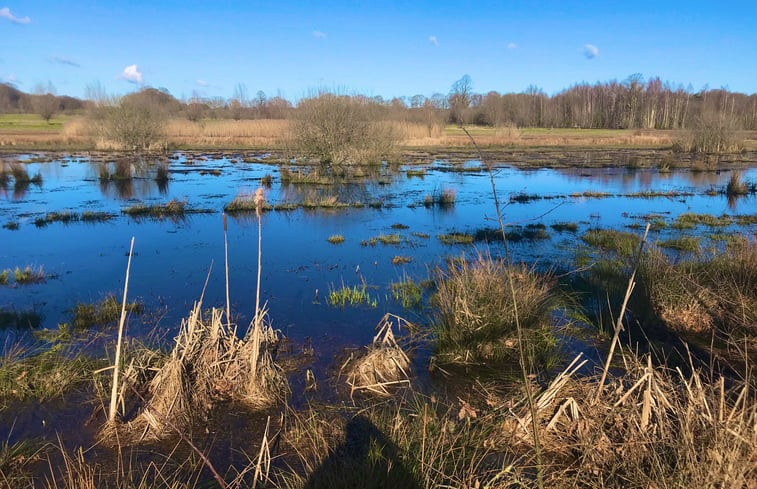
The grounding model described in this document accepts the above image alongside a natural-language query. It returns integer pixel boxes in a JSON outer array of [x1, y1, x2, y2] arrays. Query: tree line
[[2, 74, 756, 130]]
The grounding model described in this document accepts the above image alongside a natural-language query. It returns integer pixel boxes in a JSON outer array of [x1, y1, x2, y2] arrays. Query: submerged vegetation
[[71, 294, 143, 330]]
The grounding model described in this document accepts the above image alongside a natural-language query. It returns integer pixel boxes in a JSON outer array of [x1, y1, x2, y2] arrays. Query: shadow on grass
[[304, 415, 420, 489]]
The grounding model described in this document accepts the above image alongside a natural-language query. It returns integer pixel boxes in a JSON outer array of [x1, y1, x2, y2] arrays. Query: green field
[[0, 114, 67, 132]]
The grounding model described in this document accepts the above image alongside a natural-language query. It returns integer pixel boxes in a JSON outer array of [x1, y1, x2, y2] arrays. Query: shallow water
[[1, 152, 755, 362]]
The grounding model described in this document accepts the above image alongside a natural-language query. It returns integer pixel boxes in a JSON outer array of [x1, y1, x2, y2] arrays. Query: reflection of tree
[[91, 160, 168, 199], [304, 415, 420, 489]]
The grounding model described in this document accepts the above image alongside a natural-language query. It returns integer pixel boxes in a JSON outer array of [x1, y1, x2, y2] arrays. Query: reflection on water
[[0, 153, 755, 355]]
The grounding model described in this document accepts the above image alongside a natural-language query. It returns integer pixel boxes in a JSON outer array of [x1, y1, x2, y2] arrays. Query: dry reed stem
[[343, 314, 412, 397], [121, 300, 285, 441], [595, 221, 650, 403], [108, 236, 135, 423]]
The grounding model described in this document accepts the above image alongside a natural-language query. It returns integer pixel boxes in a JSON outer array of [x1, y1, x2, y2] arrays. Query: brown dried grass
[[494, 351, 756, 488], [341, 314, 411, 397], [120, 301, 286, 440]]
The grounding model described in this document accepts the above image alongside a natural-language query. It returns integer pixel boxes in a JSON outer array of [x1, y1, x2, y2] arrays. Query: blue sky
[[1, 1, 756, 101]]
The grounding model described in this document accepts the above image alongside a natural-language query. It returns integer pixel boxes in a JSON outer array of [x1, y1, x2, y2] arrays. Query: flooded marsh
[[0, 149, 755, 487]]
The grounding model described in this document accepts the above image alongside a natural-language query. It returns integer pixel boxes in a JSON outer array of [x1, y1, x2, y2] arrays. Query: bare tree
[[449, 75, 473, 125]]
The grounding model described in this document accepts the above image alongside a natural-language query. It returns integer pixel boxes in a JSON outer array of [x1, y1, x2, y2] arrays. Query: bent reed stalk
[[108, 236, 134, 423]]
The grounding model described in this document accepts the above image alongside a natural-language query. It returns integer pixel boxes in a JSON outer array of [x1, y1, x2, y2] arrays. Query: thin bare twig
[[461, 126, 544, 489]]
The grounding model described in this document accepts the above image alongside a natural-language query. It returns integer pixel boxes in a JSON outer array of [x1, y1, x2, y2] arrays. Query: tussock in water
[[341, 314, 411, 397], [117, 301, 287, 440]]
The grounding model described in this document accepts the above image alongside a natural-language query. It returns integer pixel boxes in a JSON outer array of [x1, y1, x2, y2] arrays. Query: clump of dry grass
[[497, 351, 756, 488], [638, 238, 756, 335], [341, 314, 411, 397], [434, 253, 560, 362], [119, 301, 286, 440]]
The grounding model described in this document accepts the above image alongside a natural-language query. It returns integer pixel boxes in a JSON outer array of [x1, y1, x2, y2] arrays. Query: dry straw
[[342, 313, 412, 397]]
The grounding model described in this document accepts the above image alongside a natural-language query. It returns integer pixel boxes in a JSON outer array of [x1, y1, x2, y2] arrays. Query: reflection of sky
[[1, 155, 755, 360]]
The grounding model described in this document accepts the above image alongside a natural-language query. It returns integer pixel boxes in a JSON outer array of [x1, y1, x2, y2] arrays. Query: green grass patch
[[550, 222, 579, 233], [327, 234, 346, 244], [0, 113, 66, 131], [0, 342, 103, 408], [672, 212, 733, 229], [434, 253, 561, 363], [658, 236, 701, 252], [71, 294, 143, 330], [390, 278, 423, 309], [438, 233, 474, 245], [582, 228, 640, 257], [327, 283, 377, 308]]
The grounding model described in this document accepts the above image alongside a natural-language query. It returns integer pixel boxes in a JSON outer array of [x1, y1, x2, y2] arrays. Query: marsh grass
[[72, 294, 143, 330], [34, 211, 79, 227], [391, 255, 412, 265], [2, 221, 20, 230], [0, 341, 103, 408], [638, 238, 756, 334], [549, 222, 579, 233], [0, 270, 7, 285], [224, 192, 272, 213], [327, 234, 345, 244], [341, 314, 411, 397], [12, 265, 46, 285], [80, 211, 117, 222], [362, 234, 402, 246], [328, 283, 377, 308], [438, 233, 474, 245], [581, 229, 639, 257], [123, 199, 210, 219], [423, 188, 456, 208], [390, 278, 423, 308], [0, 438, 47, 487], [117, 303, 287, 440], [658, 236, 701, 252], [672, 212, 733, 229], [434, 253, 560, 363], [725, 171, 748, 196]]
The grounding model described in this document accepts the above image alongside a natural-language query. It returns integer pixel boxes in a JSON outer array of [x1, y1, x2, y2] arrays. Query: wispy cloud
[[0, 7, 30, 24], [429, 35, 439, 46], [583, 43, 599, 59], [49, 56, 81, 67], [196, 79, 209, 87], [312, 30, 327, 39], [120, 64, 143, 84], [507, 42, 518, 50]]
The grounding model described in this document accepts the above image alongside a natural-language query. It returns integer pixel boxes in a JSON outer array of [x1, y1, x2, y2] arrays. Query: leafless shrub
[[293, 94, 399, 164]]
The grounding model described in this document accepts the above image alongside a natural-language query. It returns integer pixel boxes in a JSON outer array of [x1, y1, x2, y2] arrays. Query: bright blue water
[[1, 153, 755, 361]]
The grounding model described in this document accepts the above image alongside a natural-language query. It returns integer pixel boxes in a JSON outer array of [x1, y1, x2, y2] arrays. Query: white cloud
[[583, 43, 599, 59], [50, 56, 80, 67], [312, 30, 327, 39], [196, 79, 209, 87], [120, 64, 143, 84], [0, 7, 31, 24], [507, 42, 517, 50], [429, 35, 439, 46]]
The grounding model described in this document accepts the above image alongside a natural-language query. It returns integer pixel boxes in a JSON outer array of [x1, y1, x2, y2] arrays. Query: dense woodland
[[2, 74, 756, 130]]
